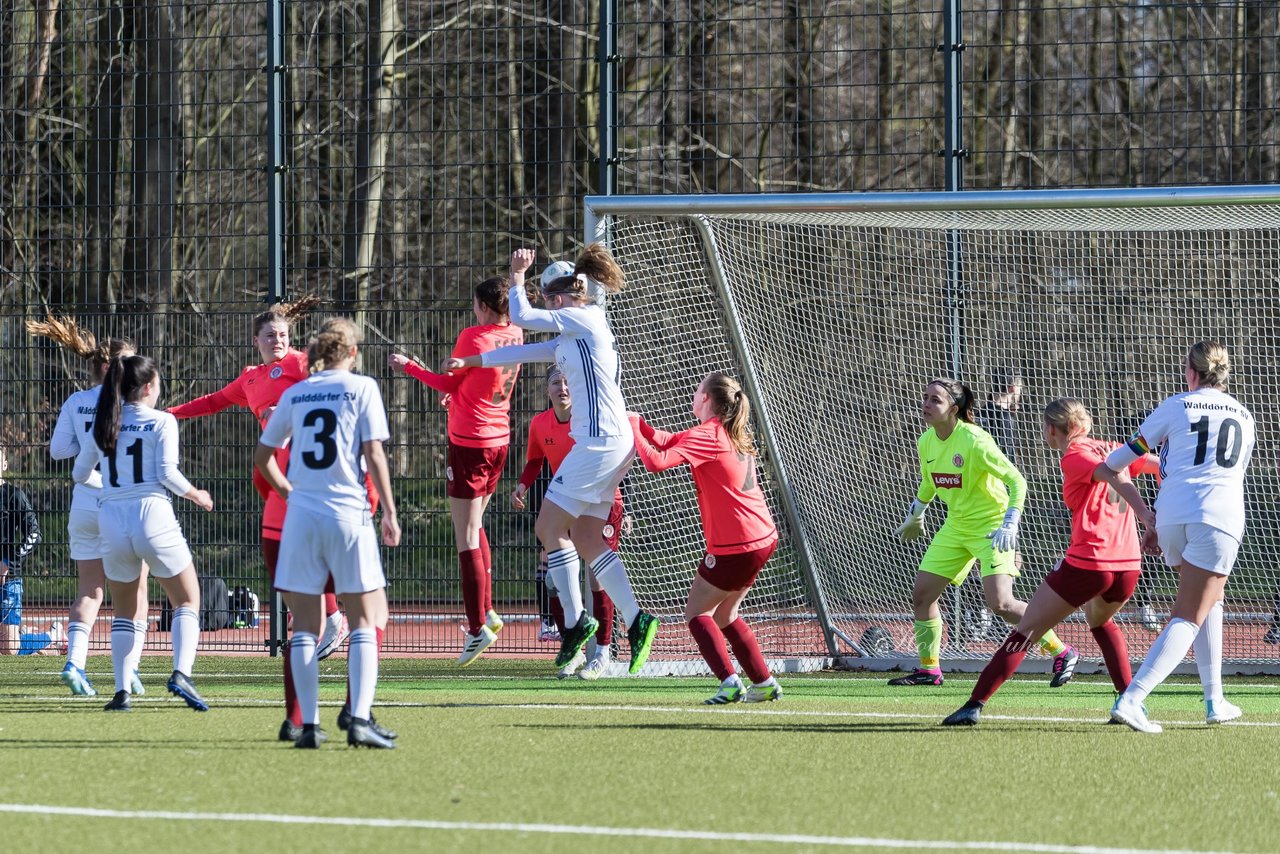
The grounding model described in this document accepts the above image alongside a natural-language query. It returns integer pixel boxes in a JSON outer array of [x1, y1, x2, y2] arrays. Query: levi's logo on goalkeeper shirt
[[932, 472, 962, 489]]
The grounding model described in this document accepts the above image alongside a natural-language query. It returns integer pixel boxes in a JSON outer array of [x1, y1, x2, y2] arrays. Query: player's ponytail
[[475, 276, 510, 318], [26, 315, 134, 380], [253, 294, 322, 337], [928, 377, 977, 423], [1043, 398, 1092, 441], [543, 242, 625, 303], [95, 354, 157, 454], [1187, 340, 1230, 389], [703, 371, 756, 456]]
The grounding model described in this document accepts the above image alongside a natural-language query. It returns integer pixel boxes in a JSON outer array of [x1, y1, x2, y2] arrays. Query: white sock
[[1124, 617, 1200, 705], [547, 547, 585, 627], [756, 675, 778, 688], [348, 627, 378, 720], [589, 551, 640, 627], [1193, 601, 1224, 703], [66, 620, 91, 670], [171, 605, 200, 678], [126, 619, 147, 679], [290, 632, 319, 726], [110, 618, 135, 693], [722, 673, 743, 689]]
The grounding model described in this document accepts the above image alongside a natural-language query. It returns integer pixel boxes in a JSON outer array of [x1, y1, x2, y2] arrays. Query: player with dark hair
[[1106, 341, 1253, 733], [257, 318, 400, 749], [0, 445, 56, 656], [28, 316, 142, 691], [631, 371, 782, 704], [449, 246, 659, 675], [389, 275, 522, 666], [513, 365, 622, 679], [73, 354, 214, 712], [943, 398, 1159, 725], [891, 377, 1076, 686]]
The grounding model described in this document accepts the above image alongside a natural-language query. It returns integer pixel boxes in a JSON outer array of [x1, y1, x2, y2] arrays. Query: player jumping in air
[[389, 275, 522, 667], [892, 377, 1078, 686], [448, 245, 659, 675]]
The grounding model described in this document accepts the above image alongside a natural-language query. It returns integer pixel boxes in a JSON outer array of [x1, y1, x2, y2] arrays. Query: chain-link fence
[[2, 1, 1279, 659]]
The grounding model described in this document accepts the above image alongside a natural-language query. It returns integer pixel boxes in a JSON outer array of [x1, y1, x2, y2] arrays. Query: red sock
[[688, 615, 734, 681], [282, 635, 302, 726], [592, 590, 614, 645], [478, 528, 494, 614], [347, 626, 385, 707], [550, 598, 565, 633], [323, 593, 339, 618], [458, 549, 486, 635], [1091, 620, 1132, 693], [722, 617, 771, 684], [971, 631, 1031, 703]]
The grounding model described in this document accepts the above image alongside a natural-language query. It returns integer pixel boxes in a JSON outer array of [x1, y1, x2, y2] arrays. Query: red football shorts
[[1044, 560, 1140, 608], [697, 543, 777, 592], [601, 498, 625, 550], [446, 443, 508, 499]]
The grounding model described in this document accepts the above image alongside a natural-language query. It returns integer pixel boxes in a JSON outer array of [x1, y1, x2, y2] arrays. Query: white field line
[[0, 803, 1249, 854], [4, 696, 1277, 727]]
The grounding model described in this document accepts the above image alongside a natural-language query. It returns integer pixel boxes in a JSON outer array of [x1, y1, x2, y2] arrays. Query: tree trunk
[[81, 0, 129, 311], [340, 0, 401, 324]]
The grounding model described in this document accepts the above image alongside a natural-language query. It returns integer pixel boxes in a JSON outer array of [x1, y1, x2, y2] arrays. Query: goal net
[[595, 187, 1280, 674]]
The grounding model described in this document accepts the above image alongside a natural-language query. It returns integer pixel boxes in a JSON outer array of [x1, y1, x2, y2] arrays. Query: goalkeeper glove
[[894, 499, 929, 543], [988, 507, 1022, 552]]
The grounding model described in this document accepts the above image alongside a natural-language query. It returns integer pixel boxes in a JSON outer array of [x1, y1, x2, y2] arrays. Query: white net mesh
[[604, 194, 1280, 671]]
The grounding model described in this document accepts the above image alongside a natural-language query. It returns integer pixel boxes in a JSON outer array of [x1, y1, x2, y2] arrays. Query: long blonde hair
[[541, 242, 625, 300], [1187, 340, 1230, 389], [308, 317, 361, 372], [26, 315, 134, 377], [703, 371, 755, 456], [253, 295, 322, 336], [1042, 398, 1093, 441]]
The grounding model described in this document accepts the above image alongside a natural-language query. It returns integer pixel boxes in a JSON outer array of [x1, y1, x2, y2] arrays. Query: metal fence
[[2, 0, 1279, 657]]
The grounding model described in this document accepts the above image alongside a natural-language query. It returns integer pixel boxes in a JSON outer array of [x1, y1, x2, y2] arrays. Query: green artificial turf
[[1, 656, 1278, 853]]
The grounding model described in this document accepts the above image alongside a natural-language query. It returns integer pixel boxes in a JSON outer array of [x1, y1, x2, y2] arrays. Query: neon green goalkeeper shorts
[[918, 521, 1017, 585]]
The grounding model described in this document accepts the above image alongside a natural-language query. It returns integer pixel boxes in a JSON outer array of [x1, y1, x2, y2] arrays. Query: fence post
[[265, 0, 287, 656]]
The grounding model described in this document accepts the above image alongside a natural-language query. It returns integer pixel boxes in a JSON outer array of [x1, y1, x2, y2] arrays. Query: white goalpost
[[590, 186, 1280, 675]]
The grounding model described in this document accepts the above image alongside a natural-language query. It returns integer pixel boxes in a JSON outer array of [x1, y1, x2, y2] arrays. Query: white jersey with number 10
[[1135, 388, 1255, 540], [259, 370, 390, 524]]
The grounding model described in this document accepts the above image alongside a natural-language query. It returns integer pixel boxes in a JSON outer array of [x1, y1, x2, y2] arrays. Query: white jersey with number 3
[[259, 370, 390, 524], [1137, 388, 1254, 540]]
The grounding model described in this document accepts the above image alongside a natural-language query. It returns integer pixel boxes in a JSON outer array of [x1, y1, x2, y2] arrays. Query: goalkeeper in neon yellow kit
[[890, 377, 1078, 686]]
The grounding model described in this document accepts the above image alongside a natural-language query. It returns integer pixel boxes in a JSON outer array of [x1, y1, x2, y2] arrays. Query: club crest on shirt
[[932, 472, 962, 489], [602, 524, 616, 539], [703, 554, 717, 569], [952, 453, 963, 467], [445, 465, 454, 482], [270, 365, 284, 379]]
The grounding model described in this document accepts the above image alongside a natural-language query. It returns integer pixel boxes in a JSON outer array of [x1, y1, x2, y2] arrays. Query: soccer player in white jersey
[[28, 317, 150, 697], [72, 354, 214, 713], [256, 318, 400, 749], [448, 245, 660, 675], [1102, 340, 1255, 733]]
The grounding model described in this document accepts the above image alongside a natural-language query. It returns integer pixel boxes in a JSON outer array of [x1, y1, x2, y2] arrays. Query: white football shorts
[[544, 436, 632, 520], [67, 507, 104, 561], [275, 504, 385, 596], [1158, 523, 1241, 576], [99, 497, 193, 583]]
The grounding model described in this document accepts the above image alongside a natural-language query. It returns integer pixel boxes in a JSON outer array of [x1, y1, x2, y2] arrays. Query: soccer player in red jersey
[[167, 298, 351, 736], [513, 366, 622, 679], [389, 276, 523, 666], [630, 371, 783, 704], [942, 398, 1159, 726]]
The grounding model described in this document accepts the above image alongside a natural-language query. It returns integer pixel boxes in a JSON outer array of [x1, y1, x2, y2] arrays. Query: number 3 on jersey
[[301, 408, 339, 469], [1190, 416, 1242, 468]]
